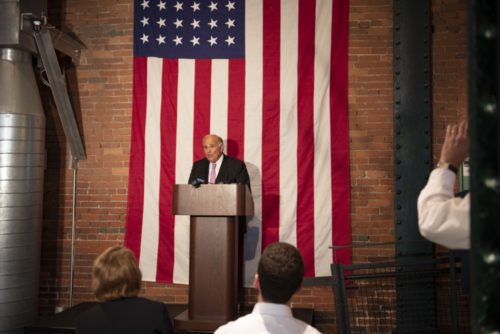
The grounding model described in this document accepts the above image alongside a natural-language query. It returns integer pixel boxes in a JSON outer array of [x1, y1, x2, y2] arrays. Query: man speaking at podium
[[188, 134, 250, 190], [187, 134, 251, 311]]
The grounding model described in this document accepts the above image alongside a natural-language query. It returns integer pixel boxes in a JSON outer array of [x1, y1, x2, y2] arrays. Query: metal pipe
[[69, 159, 78, 307]]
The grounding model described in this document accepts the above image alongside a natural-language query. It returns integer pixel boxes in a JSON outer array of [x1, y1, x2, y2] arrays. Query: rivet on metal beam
[[481, 100, 497, 114], [483, 252, 500, 265], [482, 27, 497, 40], [483, 177, 500, 190]]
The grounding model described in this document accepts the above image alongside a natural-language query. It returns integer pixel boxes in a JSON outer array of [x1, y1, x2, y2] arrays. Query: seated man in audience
[[214, 242, 322, 334], [76, 246, 174, 334]]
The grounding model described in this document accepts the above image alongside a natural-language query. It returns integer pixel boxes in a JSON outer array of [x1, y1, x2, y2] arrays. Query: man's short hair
[[203, 134, 224, 146], [92, 246, 142, 301], [257, 242, 304, 303]]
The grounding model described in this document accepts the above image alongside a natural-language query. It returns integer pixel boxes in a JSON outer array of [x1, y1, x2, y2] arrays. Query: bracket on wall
[[33, 24, 86, 160]]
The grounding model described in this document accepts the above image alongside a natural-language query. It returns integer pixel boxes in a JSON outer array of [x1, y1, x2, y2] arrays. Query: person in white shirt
[[418, 121, 470, 249], [214, 242, 322, 334]]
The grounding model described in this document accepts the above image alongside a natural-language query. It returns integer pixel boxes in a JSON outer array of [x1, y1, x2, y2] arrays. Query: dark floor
[[24, 302, 314, 334]]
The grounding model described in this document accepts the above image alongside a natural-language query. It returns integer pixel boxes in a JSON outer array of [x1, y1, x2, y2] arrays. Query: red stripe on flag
[[330, 0, 351, 264], [125, 57, 147, 259], [227, 59, 246, 160], [156, 59, 179, 281], [297, 0, 317, 276], [261, 0, 281, 249], [193, 59, 212, 160]]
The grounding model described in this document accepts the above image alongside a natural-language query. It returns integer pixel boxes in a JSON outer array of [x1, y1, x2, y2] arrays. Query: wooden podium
[[172, 184, 254, 331]]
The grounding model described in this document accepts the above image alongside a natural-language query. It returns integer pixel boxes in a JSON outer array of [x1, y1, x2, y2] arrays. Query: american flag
[[125, 0, 351, 284]]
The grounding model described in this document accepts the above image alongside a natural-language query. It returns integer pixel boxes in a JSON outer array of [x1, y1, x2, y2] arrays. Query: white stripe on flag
[[173, 59, 196, 284], [210, 60, 229, 141], [140, 57, 162, 280], [279, 0, 299, 245], [314, 0, 334, 276], [242, 0, 264, 286]]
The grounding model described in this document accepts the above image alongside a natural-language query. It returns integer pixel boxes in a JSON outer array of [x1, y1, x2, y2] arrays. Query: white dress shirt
[[417, 168, 470, 249], [214, 302, 322, 334]]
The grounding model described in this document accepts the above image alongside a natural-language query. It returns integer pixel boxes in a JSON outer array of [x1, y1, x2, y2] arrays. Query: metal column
[[393, 0, 436, 331], [468, 0, 500, 332]]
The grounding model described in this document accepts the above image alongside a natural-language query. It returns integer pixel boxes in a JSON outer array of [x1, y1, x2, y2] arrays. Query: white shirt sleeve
[[417, 168, 470, 249]]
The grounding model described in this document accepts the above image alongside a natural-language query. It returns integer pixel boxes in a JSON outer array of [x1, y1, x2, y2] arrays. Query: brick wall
[[39, 0, 467, 332], [348, 0, 394, 260], [432, 0, 468, 158]]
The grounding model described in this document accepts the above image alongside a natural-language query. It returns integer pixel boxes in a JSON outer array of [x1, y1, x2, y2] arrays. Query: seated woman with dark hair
[[76, 246, 174, 334]]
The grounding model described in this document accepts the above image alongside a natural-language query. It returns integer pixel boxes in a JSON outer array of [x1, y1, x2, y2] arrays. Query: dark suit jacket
[[76, 297, 174, 334], [188, 154, 250, 190]]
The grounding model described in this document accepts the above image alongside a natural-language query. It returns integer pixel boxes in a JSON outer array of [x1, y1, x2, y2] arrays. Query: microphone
[[190, 178, 205, 188]]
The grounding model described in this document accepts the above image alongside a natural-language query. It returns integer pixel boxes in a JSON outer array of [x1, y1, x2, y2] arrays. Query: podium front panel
[[188, 216, 239, 321], [172, 184, 252, 331]]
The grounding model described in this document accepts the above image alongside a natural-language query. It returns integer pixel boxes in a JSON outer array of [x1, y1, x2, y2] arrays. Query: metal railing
[[331, 249, 470, 333]]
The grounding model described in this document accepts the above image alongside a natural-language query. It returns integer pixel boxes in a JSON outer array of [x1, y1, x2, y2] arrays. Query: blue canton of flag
[[134, 0, 245, 59]]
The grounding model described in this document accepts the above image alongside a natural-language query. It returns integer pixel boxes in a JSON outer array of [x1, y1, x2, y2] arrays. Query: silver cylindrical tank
[[0, 48, 45, 334]]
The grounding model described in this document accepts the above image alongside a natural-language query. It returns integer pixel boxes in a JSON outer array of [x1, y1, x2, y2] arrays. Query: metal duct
[[0, 1, 85, 332], [0, 48, 45, 333]]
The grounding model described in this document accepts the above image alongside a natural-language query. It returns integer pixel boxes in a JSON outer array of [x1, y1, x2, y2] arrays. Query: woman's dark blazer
[[76, 297, 174, 334]]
